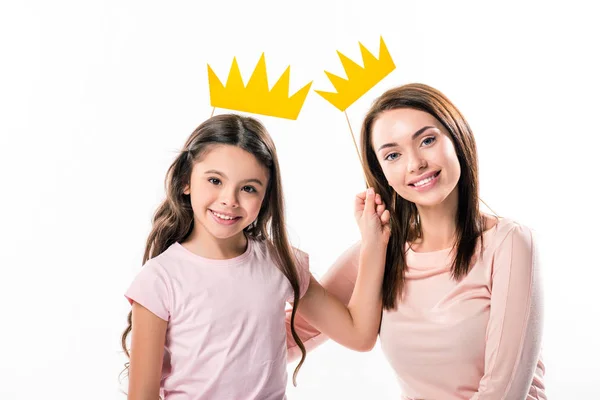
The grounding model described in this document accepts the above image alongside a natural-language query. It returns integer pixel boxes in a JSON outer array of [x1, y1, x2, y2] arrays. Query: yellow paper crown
[[207, 54, 312, 120], [316, 37, 396, 112]]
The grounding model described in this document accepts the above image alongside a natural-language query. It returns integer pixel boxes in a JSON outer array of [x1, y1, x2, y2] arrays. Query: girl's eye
[[242, 186, 257, 193], [208, 178, 221, 185], [422, 136, 436, 146], [384, 152, 401, 161]]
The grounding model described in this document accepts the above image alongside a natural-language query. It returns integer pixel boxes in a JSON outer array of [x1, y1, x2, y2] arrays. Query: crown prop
[[315, 36, 395, 112], [207, 54, 312, 120]]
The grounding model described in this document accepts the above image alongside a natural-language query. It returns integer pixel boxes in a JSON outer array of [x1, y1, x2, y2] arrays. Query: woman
[[287, 83, 545, 400]]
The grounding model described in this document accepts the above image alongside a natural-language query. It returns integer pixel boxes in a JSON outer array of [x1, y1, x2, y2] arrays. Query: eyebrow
[[377, 125, 436, 152], [204, 169, 265, 186]]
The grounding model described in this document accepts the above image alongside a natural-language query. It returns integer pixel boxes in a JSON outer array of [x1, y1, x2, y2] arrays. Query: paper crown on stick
[[315, 36, 396, 112], [207, 54, 312, 120]]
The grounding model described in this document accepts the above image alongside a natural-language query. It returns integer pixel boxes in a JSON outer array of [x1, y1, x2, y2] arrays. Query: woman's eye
[[208, 178, 221, 185], [384, 152, 401, 161], [242, 186, 257, 193], [422, 136, 436, 146]]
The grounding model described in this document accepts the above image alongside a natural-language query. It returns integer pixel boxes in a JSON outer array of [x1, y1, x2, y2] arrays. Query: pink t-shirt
[[125, 238, 310, 400], [288, 218, 546, 400]]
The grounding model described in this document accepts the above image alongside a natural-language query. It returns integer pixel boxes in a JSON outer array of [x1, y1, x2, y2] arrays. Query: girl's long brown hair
[[120, 114, 307, 386], [361, 83, 485, 310]]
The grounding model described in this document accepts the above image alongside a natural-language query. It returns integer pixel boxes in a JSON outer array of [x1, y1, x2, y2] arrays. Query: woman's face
[[371, 108, 461, 209]]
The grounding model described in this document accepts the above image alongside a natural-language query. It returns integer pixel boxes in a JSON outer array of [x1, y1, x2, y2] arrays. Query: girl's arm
[[285, 242, 360, 361], [128, 301, 168, 400], [296, 188, 389, 352], [470, 224, 545, 400]]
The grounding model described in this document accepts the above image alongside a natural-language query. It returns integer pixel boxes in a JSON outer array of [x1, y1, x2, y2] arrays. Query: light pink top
[[126, 238, 310, 400], [287, 218, 546, 400]]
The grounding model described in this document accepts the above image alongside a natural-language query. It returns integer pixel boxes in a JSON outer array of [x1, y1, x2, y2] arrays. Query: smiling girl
[[120, 113, 390, 400]]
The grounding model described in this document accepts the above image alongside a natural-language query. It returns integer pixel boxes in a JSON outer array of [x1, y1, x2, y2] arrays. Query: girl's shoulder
[[142, 243, 182, 270], [258, 239, 311, 297], [256, 238, 309, 265]]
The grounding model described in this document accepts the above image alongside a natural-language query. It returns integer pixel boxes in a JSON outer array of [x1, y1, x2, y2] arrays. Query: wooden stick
[[479, 197, 500, 217], [344, 110, 368, 187], [345, 111, 361, 162]]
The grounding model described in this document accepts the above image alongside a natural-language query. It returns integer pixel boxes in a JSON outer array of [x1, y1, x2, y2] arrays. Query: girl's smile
[[209, 209, 242, 225]]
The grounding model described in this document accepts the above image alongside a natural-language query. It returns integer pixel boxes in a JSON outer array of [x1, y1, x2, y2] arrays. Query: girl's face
[[184, 144, 269, 241], [371, 108, 461, 209]]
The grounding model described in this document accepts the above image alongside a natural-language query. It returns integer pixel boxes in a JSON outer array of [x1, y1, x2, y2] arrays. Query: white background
[[1, 0, 599, 398]]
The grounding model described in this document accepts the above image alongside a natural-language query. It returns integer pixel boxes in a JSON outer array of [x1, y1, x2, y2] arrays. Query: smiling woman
[[372, 110, 462, 210], [288, 83, 546, 400]]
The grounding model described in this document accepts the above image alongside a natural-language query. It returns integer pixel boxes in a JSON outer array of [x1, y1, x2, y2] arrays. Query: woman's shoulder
[[485, 215, 535, 251]]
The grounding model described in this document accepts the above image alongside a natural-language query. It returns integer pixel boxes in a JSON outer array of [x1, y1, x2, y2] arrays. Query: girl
[[120, 113, 390, 400], [288, 84, 546, 400]]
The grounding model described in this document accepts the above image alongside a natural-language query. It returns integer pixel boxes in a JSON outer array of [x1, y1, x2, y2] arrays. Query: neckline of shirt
[[405, 217, 507, 270], [172, 238, 255, 267]]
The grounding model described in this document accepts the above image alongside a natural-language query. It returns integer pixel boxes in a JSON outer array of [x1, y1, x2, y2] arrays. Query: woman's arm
[[295, 188, 390, 352], [127, 301, 168, 400], [471, 225, 545, 400]]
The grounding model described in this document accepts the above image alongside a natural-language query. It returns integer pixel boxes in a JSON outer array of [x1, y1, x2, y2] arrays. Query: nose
[[408, 152, 428, 174], [219, 188, 239, 208]]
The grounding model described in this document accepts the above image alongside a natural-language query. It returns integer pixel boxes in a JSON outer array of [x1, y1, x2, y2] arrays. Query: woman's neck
[[412, 187, 459, 252]]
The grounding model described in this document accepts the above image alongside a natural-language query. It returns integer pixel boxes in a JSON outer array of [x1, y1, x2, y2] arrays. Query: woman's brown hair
[[120, 114, 307, 387], [360, 83, 485, 310]]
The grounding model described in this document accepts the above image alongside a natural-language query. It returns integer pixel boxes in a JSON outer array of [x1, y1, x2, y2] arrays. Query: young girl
[[121, 113, 390, 400], [288, 84, 546, 400]]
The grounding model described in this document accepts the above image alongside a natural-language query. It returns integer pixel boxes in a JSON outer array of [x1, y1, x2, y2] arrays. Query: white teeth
[[413, 174, 437, 187], [212, 211, 235, 220]]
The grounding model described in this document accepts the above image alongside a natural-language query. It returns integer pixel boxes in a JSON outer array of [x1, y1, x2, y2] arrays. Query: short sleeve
[[124, 259, 172, 322], [286, 242, 361, 361], [290, 248, 311, 302]]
